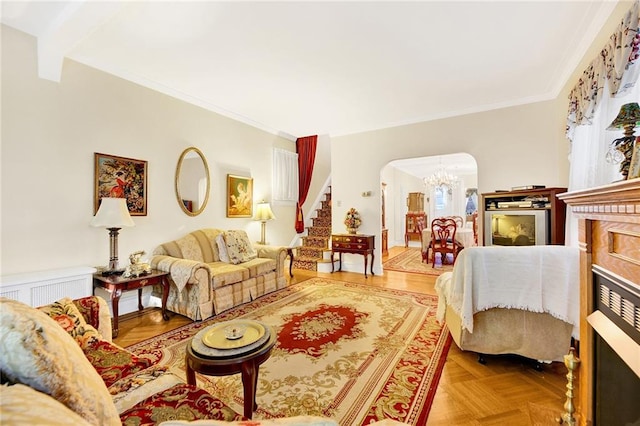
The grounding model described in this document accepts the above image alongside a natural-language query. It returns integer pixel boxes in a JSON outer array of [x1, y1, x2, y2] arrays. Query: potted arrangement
[[344, 208, 362, 234]]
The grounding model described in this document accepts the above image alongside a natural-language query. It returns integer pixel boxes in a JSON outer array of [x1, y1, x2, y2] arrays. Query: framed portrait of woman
[[227, 174, 253, 217]]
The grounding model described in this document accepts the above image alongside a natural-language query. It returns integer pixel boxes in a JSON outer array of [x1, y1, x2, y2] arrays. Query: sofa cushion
[[0, 297, 121, 425], [241, 257, 277, 278], [209, 261, 250, 289], [224, 230, 258, 264], [38, 297, 102, 348], [0, 384, 92, 426], [119, 383, 245, 425], [216, 233, 230, 263]]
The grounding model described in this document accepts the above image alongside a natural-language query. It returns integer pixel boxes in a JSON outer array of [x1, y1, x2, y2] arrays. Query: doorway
[[381, 153, 478, 249]]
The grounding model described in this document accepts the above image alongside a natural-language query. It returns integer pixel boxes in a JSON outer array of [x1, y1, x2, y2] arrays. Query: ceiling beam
[[35, 1, 123, 82]]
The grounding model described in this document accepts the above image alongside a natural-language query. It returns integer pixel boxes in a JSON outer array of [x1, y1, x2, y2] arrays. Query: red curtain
[[295, 135, 318, 233]]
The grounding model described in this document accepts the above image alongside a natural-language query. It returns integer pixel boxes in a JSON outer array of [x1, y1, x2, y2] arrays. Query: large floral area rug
[[383, 248, 454, 276], [128, 277, 451, 425]]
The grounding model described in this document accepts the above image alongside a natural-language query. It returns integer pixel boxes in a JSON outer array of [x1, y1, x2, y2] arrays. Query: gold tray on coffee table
[[202, 320, 266, 350]]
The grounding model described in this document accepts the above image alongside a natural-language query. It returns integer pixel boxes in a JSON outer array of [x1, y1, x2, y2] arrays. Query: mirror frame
[[175, 147, 210, 216]]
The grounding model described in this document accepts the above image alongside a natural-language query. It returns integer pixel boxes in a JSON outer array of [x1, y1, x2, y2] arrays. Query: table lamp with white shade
[[91, 197, 135, 275], [254, 201, 276, 245]]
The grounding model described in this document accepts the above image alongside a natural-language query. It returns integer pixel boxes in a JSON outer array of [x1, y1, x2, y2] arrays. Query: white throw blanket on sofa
[[435, 245, 580, 337]]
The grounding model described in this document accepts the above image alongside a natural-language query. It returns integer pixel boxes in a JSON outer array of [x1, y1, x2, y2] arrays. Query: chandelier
[[424, 165, 460, 190]]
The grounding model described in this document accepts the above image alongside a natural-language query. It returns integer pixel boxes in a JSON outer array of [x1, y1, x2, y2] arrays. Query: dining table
[[422, 226, 476, 250]]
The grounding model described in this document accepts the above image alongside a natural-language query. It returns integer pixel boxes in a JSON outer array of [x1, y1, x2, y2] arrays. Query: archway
[[381, 153, 478, 250]]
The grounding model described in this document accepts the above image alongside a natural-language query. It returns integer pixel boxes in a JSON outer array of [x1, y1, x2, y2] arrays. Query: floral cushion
[[0, 297, 121, 425], [224, 230, 258, 265], [39, 296, 154, 388], [72, 296, 102, 328], [119, 383, 245, 425], [72, 295, 113, 341], [38, 297, 102, 348]]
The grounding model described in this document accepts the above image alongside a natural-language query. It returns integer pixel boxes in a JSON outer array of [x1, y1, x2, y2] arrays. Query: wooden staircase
[[292, 189, 333, 271]]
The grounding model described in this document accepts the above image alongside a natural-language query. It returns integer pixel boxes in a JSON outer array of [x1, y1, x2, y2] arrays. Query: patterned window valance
[[567, 0, 639, 140]]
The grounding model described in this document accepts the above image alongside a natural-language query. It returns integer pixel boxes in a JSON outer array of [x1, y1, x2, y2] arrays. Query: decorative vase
[[347, 227, 358, 234]]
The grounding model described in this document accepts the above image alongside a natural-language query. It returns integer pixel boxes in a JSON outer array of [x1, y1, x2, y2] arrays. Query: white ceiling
[[1, 1, 618, 141]]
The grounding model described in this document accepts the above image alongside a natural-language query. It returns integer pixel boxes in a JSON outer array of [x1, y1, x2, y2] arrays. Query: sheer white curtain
[[565, 0, 639, 247], [427, 184, 465, 222], [568, 81, 640, 192], [272, 148, 298, 203], [566, 79, 640, 247]]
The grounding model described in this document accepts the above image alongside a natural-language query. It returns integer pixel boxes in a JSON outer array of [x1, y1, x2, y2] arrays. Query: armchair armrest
[[72, 296, 113, 343], [151, 255, 212, 293], [254, 244, 287, 260]]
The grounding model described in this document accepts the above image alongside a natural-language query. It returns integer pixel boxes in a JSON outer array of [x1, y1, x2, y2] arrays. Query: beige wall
[[1, 25, 299, 275]]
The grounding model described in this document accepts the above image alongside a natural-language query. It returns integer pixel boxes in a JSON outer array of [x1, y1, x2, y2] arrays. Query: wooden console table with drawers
[[331, 234, 375, 277], [93, 269, 170, 338]]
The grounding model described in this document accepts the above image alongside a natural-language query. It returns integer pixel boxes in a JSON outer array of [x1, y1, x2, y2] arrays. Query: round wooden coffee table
[[186, 331, 276, 419]]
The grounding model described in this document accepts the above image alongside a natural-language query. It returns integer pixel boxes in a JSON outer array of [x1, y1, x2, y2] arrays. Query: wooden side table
[[92, 269, 170, 338], [331, 234, 375, 277], [186, 332, 277, 419]]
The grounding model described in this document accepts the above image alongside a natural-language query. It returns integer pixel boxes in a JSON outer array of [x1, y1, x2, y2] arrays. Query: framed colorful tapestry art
[[94, 153, 148, 215]]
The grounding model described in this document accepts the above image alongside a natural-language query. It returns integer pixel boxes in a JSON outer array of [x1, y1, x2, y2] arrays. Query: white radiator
[[0, 266, 96, 307]]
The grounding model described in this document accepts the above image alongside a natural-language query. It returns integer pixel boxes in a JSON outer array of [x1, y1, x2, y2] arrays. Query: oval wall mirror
[[175, 147, 210, 216]]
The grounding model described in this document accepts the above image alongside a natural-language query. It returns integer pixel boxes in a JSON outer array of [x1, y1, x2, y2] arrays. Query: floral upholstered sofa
[[0, 296, 409, 426], [0, 296, 244, 425], [151, 229, 288, 321]]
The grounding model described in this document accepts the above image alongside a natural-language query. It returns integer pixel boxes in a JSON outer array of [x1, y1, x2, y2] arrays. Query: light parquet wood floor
[[114, 246, 569, 426]]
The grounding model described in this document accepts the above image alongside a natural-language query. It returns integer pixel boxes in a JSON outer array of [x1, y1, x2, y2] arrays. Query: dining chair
[[430, 217, 461, 267], [448, 215, 464, 229], [471, 211, 478, 245], [416, 216, 429, 262], [416, 215, 426, 241]]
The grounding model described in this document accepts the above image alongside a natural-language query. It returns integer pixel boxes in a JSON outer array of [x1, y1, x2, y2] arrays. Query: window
[[434, 186, 447, 211], [272, 148, 298, 202]]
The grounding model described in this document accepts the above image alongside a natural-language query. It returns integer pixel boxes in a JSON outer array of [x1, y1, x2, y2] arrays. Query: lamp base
[[258, 221, 269, 246], [101, 268, 125, 277]]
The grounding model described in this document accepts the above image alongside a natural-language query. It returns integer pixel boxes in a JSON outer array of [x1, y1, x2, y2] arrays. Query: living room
[[2, 1, 640, 425], [2, 1, 636, 280]]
